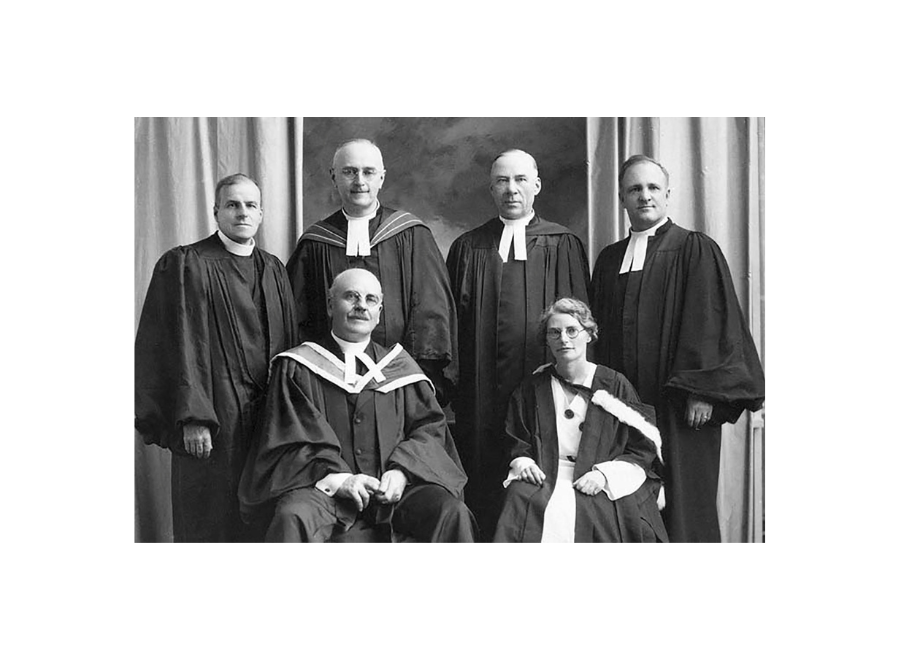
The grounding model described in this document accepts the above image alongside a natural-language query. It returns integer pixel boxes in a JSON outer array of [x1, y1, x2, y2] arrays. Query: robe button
[[354, 415, 363, 424], [564, 409, 574, 419], [355, 448, 362, 456]]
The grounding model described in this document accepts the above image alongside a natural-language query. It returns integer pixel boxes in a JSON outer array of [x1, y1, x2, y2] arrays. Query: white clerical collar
[[331, 331, 371, 384], [498, 211, 534, 263], [343, 203, 380, 257], [619, 217, 668, 274], [217, 229, 255, 256]]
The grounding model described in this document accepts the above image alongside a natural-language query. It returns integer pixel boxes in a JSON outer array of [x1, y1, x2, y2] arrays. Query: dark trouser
[[659, 401, 722, 543], [266, 484, 477, 543], [171, 450, 259, 543]]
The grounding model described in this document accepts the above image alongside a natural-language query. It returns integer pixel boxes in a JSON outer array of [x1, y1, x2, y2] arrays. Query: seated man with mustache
[[239, 268, 476, 542]]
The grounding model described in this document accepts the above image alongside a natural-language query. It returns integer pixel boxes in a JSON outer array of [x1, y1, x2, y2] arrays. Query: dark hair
[[214, 173, 261, 209], [538, 298, 599, 342], [618, 154, 669, 188]]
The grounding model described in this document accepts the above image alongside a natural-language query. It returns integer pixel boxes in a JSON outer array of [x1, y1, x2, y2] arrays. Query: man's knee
[[421, 487, 478, 542], [266, 489, 336, 542]]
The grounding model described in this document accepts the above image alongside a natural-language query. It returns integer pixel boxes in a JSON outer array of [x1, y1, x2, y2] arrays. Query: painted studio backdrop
[[134, 117, 765, 542]]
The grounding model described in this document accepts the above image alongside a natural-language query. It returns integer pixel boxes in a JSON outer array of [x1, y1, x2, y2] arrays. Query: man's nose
[[353, 171, 367, 185]]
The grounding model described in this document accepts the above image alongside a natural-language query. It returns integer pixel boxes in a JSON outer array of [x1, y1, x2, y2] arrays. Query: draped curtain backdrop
[[134, 117, 764, 542]]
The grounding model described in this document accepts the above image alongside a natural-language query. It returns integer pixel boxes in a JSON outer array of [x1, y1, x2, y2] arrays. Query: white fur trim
[[591, 389, 663, 463]]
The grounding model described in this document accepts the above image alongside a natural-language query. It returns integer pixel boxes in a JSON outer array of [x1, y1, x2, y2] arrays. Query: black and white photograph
[[134, 117, 766, 544]]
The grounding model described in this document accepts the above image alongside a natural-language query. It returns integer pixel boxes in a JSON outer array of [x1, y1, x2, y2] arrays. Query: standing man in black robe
[[239, 268, 476, 543], [447, 149, 591, 538], [286, 139, 457, 404], [135, 173, 297, 542], [589, 155, 765, 542]]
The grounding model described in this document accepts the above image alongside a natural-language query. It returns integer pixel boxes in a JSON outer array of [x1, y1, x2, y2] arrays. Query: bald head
[[331, 139, 386, 216], [491, 149, 539, 177], [332, 139, 384, 170], [490, 149, 542, 220], [328, 268, 384, 342]]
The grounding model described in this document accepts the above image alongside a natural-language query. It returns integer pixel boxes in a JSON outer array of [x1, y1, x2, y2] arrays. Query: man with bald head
[[135, 173, 298, 542], [447, 149, 590, 537], [239, 268, 476, 542], [286, 139, 457, 404], [589, 155, 765, 542]]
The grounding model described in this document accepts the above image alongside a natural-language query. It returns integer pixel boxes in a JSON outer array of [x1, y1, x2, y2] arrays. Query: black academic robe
[[446, 214, 590, 535], [589, 219, 765, 542], [494, 365, 668, 543], [285, 207, 457, 400], [135, 234, 297, 542], [238, 338, 468, 531]]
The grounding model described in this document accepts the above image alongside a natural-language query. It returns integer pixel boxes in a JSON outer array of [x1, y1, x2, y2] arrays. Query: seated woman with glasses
[[493, 298, 668, 543]]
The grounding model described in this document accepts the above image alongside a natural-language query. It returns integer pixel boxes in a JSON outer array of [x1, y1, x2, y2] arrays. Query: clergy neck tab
[[498, 212, 534, 263], [619, 217, 668, 274], [343, 203, 378, 256], [331, 331, 371, 384], [216, 230, 255, 256]]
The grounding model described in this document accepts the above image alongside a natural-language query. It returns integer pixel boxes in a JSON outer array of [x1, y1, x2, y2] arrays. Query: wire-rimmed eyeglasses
[[546, 326, 586, 341], [337, 167, 382, 181]]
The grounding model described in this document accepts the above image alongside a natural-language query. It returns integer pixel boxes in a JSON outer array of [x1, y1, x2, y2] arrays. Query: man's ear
[[533, 176, 541, 196]]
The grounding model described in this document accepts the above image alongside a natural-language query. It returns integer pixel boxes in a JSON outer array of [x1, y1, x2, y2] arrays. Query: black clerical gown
[[285, 207, 457, 400], [494, 364, 668, 543], [589, 220, 765, 542], [135, 234, 297, 542], [238, 338, 468, 538], [446, 214, 590, 536]]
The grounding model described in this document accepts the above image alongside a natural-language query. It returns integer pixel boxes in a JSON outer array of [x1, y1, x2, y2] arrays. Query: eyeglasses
[[337, 167, 382, 181], [341, 291, 383, 308], [546, 327, 586, 341]]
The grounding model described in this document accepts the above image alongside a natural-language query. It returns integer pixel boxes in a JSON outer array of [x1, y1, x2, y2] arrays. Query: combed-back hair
[[214, 173, 261, 208], [538, 297, 599, 342], [618, 154, 669, 188]]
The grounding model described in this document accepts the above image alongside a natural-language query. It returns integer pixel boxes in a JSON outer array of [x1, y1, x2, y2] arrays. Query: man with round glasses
[[239, 269, 475, 542], [286, 139, 457, 405]]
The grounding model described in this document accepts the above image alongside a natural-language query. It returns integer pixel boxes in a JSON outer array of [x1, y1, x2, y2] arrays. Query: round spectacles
[[337, 167, 382, 181], [546, 327, 586, 341]]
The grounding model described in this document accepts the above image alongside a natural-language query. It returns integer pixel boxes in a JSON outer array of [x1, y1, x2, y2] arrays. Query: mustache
[[348, 312, 370, 320]]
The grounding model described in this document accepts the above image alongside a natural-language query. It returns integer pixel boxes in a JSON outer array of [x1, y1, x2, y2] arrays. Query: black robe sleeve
[[238, 357, 355, 514], [135, 247, 219, 449], [386, 379, 468, 498], [663, 233, 765, 423]]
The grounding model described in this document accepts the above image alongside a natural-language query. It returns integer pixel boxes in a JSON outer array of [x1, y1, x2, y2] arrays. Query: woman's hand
[[517, 462, 546, 486], [573, 470, 607, 496]]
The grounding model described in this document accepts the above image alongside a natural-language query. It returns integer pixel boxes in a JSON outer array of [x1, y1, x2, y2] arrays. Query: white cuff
[[502, 457, 536, 488], [592, 461, 646, 500], [315, 473, 353, 497]]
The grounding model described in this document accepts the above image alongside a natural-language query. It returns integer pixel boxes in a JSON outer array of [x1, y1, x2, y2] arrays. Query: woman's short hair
[[538, 297, 599, 341]]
